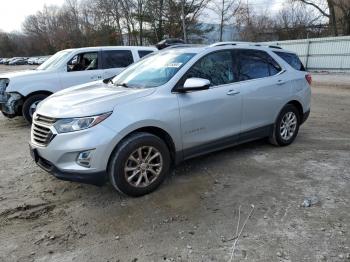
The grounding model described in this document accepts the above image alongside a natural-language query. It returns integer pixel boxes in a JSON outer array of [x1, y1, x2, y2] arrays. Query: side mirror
[[178, 77, 210, 92], [103, 76, 115, 84]]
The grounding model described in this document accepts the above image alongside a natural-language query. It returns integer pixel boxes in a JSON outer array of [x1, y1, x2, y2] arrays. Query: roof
[[61, 46, 157, 52]]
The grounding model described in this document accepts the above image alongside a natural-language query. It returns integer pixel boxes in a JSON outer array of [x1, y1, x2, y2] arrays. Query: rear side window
[[237, 50, 281, 81], [274, 51, 305, 71], [186, 51, 236, 86], [102, 50, 134, 69], [138, 50, 154, 58]]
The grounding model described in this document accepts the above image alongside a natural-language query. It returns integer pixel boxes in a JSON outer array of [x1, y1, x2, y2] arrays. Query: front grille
[[32, 114, 56, 146]]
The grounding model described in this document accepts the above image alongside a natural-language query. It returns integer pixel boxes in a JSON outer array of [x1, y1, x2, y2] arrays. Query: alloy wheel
[[124, 146, 163, 188], [29, 100, 42, 118], [280, 111, 297, 140]]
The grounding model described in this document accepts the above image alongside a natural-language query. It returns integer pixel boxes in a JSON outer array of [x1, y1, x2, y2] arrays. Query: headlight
[[54, 112, 112, 133], [8, 92, 22, 100], [0, 78, 9, 90]]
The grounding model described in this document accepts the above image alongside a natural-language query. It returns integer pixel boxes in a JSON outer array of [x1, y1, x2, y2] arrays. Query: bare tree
[[177, 0, 210, 42], [209, 0, 241, 41], [294, 0, 338, 35]]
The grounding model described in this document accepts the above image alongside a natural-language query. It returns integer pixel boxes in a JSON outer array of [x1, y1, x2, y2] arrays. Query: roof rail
[[163, 44, 204, 49], [268, 45, 282, 49], [210, 41, 254, 47], [210, 41, 285, 50]]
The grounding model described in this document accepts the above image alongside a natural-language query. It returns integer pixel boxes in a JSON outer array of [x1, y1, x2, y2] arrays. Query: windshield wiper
[[116, 83, 130, 88]]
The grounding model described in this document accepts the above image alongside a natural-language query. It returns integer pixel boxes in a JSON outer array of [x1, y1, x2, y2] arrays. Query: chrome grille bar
[[31, 114, 56, 147]]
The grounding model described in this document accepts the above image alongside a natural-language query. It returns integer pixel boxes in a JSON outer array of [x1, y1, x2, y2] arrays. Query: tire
[[1, 111, 15, 118], [108, 132, 171, 197], [22, 94, 48, 124], [269, 104, 300, 146]]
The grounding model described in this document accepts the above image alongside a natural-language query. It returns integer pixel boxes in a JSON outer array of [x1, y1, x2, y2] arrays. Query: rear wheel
[[108, 132, 171, 197], [269, 104, 300, 146], [22, 94, 48, 124]]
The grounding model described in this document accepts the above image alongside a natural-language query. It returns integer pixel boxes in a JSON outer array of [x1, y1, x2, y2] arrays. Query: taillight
[[305, 74, 312, 85]]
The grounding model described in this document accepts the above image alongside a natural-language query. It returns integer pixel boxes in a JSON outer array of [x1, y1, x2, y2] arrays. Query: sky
[[0, 0, 64, 32], [0, 0, 285, 33]]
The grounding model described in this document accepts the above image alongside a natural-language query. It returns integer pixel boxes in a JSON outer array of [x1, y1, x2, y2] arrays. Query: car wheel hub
[[280, 112, 297, 140], [124, 146, 163, 188], [29, 100, 42, 118]]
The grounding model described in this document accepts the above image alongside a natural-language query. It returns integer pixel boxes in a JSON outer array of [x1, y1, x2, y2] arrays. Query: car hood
[[36, 82, 156, 118], [0, 69, 48, 79]]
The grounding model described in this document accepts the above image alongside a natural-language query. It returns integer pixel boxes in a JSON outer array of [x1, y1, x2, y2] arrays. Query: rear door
[[101, 50, 134, 79], [177, 50, 242, 157], [234, 49, 290, 133]]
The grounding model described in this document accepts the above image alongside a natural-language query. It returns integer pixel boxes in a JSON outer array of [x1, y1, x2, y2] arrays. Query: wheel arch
[[286, 100, 303, 120], [273, 100, 304, 126], [107, 126, 178, 170], [24, 90, 53, 100]]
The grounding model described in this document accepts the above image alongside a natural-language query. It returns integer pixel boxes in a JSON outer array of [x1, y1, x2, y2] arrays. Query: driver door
[[177, 50, 242, 158], [59, 51, 103, 90]]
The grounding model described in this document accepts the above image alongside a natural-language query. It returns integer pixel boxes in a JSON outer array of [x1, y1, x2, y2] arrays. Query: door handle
[[227, 89, 240, 96], [91, 75, 102, 80], [277, 79, 286, 85]]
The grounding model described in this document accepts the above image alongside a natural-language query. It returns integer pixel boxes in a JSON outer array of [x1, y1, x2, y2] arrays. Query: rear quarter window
[[274, 51, 305, 71], [236, 49, 282, 81], [138, 50, 154, 58]]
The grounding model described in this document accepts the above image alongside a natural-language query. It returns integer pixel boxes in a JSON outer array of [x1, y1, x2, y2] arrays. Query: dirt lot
[[0, 65, 349, 262]]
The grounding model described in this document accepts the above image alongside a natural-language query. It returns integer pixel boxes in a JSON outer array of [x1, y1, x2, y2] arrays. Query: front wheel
[[269, 104, 300, 146], [22, 94, 48, 124], [108, 132, 171, 197]]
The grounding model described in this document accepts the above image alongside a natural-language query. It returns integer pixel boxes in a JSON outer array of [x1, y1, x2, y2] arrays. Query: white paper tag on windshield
[[166, 63, 182, 68]]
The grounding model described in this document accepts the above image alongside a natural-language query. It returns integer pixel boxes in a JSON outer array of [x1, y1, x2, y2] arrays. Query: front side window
[[67, 52, 98, 72], [112, 51, 195, 88], [237, 50, 281, 81], [102, 50, 134, 69], [185, 51, 236, 86]]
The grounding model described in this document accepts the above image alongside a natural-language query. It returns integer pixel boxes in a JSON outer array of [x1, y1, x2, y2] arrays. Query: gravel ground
[[0, 65, 349, 262]]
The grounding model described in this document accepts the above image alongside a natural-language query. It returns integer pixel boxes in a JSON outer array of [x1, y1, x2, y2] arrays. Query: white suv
[[0, 46, 156, 123], [30, 42, 311, 197]]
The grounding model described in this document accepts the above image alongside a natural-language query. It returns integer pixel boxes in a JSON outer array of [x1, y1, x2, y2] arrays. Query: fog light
[[77, 150, 93, 167]]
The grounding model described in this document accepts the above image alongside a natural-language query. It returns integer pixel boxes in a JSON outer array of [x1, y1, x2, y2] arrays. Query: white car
[[0, 46, 156, 123]]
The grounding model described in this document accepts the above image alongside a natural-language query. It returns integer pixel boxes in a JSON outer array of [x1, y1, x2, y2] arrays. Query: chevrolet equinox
[[29, 42, 311, 197]]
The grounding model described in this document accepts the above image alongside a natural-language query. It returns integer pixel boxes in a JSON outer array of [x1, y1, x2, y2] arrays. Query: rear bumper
[[301, 109, 310, 125], [30, 145, 107, 186]]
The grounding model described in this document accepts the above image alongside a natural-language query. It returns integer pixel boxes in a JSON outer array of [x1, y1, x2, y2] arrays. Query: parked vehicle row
[[0, 56, 50, 65]]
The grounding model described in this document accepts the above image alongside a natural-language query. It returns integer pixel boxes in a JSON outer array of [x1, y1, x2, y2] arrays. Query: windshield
[[37, 50, 72, 70], [112, 51, 196, 88]]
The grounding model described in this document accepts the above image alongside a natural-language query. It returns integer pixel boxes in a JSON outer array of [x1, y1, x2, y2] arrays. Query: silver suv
[[30, 42, 311, 197]]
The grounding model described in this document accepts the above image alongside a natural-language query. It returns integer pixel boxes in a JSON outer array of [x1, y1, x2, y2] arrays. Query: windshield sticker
[[166, 63, 183, 68]]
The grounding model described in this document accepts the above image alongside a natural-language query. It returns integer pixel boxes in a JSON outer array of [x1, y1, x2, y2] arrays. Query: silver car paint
[[31, 45, 311, 175]]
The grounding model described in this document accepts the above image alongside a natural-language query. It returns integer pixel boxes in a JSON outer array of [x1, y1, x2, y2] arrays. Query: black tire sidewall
[[275, 105, 300, 146], [109, 133, 171, 197], [22, 94, 48, 123]]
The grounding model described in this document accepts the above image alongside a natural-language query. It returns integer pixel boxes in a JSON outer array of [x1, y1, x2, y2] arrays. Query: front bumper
[[30, 146, 106, 185], [30, 122, 121, 185], [0, 93, 23, 117]]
